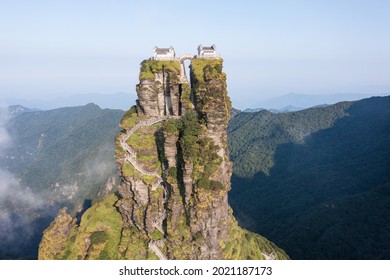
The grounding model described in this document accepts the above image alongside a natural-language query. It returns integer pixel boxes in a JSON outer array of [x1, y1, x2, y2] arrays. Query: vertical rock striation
[[114, 57, 285, 259], [38, 55, 288, 260]]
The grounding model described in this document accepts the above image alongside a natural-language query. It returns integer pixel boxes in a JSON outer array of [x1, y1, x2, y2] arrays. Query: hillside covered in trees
[[228, 96, 390, 259], [0, 104, 123, 259]]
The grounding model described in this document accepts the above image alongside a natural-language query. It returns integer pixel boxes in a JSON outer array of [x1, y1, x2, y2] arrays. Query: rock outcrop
[[38, 55, 288, 260]]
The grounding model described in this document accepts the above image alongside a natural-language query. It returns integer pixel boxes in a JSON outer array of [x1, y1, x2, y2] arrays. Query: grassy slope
[[39, 193, 123, 260]]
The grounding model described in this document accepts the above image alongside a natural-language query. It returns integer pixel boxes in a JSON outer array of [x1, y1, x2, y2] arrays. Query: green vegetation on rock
[[150, 229, 164, 240], [191, 58, 231, 127], [39, 193, 123, 260], [118, 227, 150, 259], [118, 111, 163, 181], [122, 162, 136, 178], [177, 111, 222, 190], [163, 118, 180, 135], [191, 58, 223, 82], [119, 105, 139, 130], [222, 216, 289, 260], [139, 59, 180, 80], [179, 82, 193, 111], [162, 110, 223, 190]]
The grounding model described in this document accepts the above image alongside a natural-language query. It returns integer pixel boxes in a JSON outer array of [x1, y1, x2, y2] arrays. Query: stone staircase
[[119, 115, 181, 181], [149, 241, 167, 260]]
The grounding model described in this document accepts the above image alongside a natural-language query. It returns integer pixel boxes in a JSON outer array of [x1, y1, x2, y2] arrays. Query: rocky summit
[[38, 50, 288, 260]]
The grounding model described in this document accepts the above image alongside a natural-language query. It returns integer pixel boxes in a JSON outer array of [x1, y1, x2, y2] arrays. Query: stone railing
[[120, 115, 181, 179]]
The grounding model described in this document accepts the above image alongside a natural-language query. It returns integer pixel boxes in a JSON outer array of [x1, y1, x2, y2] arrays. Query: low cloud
[[0, 169, 43, 209], [0, 168, 45, 255], [0, 109, 46, 256], [85, 146, 115, 183], [0, 167, 52, 257]]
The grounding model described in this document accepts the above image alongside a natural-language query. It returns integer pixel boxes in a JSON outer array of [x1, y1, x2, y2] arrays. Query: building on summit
[[153, 45, 220, 60], [153, 46, 176, 60], [197, 44, 218, 58]]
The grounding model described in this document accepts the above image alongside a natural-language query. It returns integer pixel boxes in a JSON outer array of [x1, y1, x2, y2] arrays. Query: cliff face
[[116, 58, 232, 259], [38, 57, 288, 260]]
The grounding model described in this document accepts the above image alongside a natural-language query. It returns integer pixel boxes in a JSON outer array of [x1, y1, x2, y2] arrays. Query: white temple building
[[197, 44, 218, 58], [153, 46, 176, 60]]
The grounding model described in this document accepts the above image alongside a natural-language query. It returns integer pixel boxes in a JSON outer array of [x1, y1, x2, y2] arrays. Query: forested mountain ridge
[[229, 101, 352, 177], [3, 103, 123, 203], [0, 104, 123, 259], [228, 96, 390, 259]]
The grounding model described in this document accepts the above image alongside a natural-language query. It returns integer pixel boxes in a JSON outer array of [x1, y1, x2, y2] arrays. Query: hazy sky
[[0, 0, 389, 108]]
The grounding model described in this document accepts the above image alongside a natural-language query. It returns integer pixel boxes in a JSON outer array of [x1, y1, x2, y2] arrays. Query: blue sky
[[0, 0, 389, 108]]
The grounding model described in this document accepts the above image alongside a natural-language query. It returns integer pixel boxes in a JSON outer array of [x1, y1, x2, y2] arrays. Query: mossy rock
[[150, 228, 164, 240], [191, 58, 223, 83], [139, 59, 180, 80], [222, 217, 289, 260], [120, 106, 139, 130]]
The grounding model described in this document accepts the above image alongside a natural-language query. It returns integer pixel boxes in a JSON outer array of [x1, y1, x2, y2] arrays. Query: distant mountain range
[[246, 93, 389, 111], [243, 105, 304, 113], [4, 92, 388, 113], [4, 92, 135, 111]]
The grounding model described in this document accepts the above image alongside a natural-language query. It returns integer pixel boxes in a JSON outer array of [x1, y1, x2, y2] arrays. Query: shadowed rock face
[[38, 57, 289, 260]]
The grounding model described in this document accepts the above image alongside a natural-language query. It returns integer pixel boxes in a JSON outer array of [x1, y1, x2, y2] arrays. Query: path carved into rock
[[261, 252, 276, 260], [149, 241, 167, 260], [119, 115, 180, 185], [120, 115, 183, 260]]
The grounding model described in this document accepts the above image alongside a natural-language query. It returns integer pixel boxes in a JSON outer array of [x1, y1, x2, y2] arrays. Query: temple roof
[[198, 44, 216, 51], [154, 46, 174, 54]]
